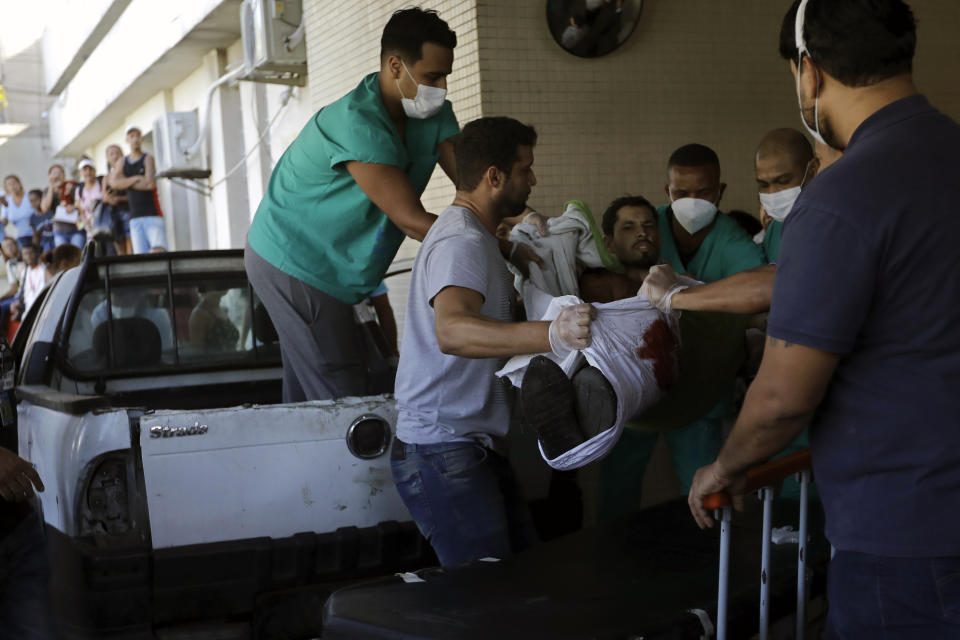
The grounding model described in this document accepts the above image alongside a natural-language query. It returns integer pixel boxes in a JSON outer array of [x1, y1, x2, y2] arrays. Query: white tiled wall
[[476, 0, 960, 221], [303, 0, 960, 241], [476, 1, 812, 220]]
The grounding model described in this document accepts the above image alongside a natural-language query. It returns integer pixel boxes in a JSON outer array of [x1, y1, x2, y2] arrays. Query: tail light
[[346, 415, 391, 459], [79, 451, 136, 539]]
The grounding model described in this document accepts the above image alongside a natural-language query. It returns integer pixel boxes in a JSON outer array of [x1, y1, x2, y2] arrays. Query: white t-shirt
[[21, 264, 47, 313], [5, 259, 21, 287]]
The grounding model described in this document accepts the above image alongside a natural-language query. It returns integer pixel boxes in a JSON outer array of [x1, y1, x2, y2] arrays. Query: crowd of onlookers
[[0, 125, 168, 331]]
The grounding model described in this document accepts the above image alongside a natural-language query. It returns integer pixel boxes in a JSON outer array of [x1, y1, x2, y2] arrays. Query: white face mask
[[396, 61, 446, 120], [758, 161, 813, 223], [794, 0, 827, 146], [759, 187, 800, 224], [671, 198, 718, 235], [795, 61, 826, 147]]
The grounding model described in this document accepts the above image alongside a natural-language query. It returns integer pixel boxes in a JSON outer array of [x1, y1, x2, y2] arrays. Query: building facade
[[12, 0, 960, 254]]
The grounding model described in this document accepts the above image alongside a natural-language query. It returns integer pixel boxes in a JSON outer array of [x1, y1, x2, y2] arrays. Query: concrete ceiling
[[58, 0, 243, 156]]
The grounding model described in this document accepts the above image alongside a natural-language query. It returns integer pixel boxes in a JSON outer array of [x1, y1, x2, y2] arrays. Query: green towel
[[564, 199, 625, 274]]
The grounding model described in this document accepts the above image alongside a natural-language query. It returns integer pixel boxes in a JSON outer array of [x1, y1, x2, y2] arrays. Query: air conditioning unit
[[241, 0, 306, 86], [153, 112, 209, 178]]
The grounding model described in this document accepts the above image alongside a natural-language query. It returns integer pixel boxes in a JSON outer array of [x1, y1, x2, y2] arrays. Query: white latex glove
[[640, 264, 690, 314], [548, 303, 596, 358]]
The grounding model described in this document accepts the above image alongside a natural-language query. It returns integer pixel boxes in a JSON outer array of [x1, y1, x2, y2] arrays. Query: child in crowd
[[28, 189, 54, 253]]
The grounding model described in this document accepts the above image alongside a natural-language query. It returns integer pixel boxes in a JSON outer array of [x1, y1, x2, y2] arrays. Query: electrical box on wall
[[241, 0, 307, 86], [153, 112, 209, 179]]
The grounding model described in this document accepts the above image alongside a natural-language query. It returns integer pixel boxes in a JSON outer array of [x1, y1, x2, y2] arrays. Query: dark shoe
[[571, 365, 617, 440], [520, 356, 584, 459]]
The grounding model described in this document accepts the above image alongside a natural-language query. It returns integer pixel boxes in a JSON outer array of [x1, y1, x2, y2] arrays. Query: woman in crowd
[[102, 144, 131, 255], [75, 159, 102, 235], [41, 164, 85, 249], [1, 175, 38, 248], [28, 189, 54, 253]]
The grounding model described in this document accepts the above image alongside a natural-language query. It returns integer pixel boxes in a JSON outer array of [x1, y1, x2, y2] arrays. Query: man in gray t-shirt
[[392, 117, 596, 567]]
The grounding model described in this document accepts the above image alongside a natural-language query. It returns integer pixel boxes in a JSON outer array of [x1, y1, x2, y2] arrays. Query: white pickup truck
[[11, 248, 551, 639]]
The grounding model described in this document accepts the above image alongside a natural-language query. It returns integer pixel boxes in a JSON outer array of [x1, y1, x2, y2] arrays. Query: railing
[[702, 448, 813, 640]]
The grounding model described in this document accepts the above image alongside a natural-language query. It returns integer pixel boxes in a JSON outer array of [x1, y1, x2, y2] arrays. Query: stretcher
[[322, 449, 825, 639]]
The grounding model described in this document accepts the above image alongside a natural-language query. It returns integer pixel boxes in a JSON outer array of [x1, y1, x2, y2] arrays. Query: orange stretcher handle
[[702, 448, 812, 510]]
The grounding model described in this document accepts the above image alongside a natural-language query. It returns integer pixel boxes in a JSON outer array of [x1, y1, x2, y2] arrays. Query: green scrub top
[[762, 219, 783, 263], [248, 73, 459, 304], [655, 205, 766, 282]]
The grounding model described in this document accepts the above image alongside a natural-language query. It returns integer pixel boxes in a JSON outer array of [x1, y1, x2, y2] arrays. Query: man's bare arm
[[346, 162, 437, 241], [107, 160, 140, 190], [672, 265, 775, 314], [687, 336, 839, 528], [130, 154, 157, 191], [370, 293, 399, 356], [0, 282, 18, 301], [718, 337, 837, 474], [644, 264, 776, 315], [433, 285, 593, 359], [0, 447, 44, 502], [437, 139, 457, 185], [40, 187, 55, 213]]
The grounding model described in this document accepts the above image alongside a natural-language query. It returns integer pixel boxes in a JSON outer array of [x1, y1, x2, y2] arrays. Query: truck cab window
[[175, 282, 247, 362], [67, 284, 175, 371], [64, 276, 280, 375]]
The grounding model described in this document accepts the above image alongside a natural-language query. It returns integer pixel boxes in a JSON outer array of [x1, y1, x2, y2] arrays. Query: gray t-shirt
[[395, 206, 513, 445]]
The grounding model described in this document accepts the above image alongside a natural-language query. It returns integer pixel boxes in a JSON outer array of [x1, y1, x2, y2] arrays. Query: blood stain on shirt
[[636, 318, 679, 390]]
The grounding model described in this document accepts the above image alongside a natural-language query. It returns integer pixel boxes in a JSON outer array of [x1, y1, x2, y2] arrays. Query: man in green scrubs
[[245, 9, 460, 402], [656, 144, 767, 281], [600, 144, 766, 519], [637, 135, 825, 502], [755, 128, 818, 262]]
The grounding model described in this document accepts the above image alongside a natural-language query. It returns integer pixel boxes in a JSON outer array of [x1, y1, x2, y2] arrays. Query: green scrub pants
[[598, 412, 723, 522]]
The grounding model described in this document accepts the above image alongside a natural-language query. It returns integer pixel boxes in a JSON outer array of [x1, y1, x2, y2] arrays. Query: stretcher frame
[[703, 448, 813, 640]]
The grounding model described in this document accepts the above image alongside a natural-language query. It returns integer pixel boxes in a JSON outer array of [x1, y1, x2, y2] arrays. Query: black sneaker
[[571, 365, 617, 440], [520, 356, 585, 459]]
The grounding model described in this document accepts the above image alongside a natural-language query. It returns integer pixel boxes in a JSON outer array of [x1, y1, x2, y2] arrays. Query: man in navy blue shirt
[[687, 1, 960, 637]]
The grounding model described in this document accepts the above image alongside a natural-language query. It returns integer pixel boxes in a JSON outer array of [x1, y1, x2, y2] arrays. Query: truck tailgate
[[139, 395, 409, 548]]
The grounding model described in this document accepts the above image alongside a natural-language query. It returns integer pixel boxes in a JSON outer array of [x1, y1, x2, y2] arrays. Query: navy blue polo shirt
[[768, 95, 960, 557]]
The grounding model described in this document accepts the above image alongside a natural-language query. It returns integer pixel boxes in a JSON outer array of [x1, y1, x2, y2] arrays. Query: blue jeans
[[53, 229, 85, 249], [36, 236, 54, 254], [391, 439, 537, 567], [129, 216, 167, 254], [113, 209, 131, 240], [824, 550, 960, 639], [0, 509, 58, 639]]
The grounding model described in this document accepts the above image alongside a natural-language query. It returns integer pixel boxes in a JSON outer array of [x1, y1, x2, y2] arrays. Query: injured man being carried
[[497, 197, 747, 471]]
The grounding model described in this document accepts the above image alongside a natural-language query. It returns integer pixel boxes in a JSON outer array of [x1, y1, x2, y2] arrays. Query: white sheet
[[498, 294, 679, 470]]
